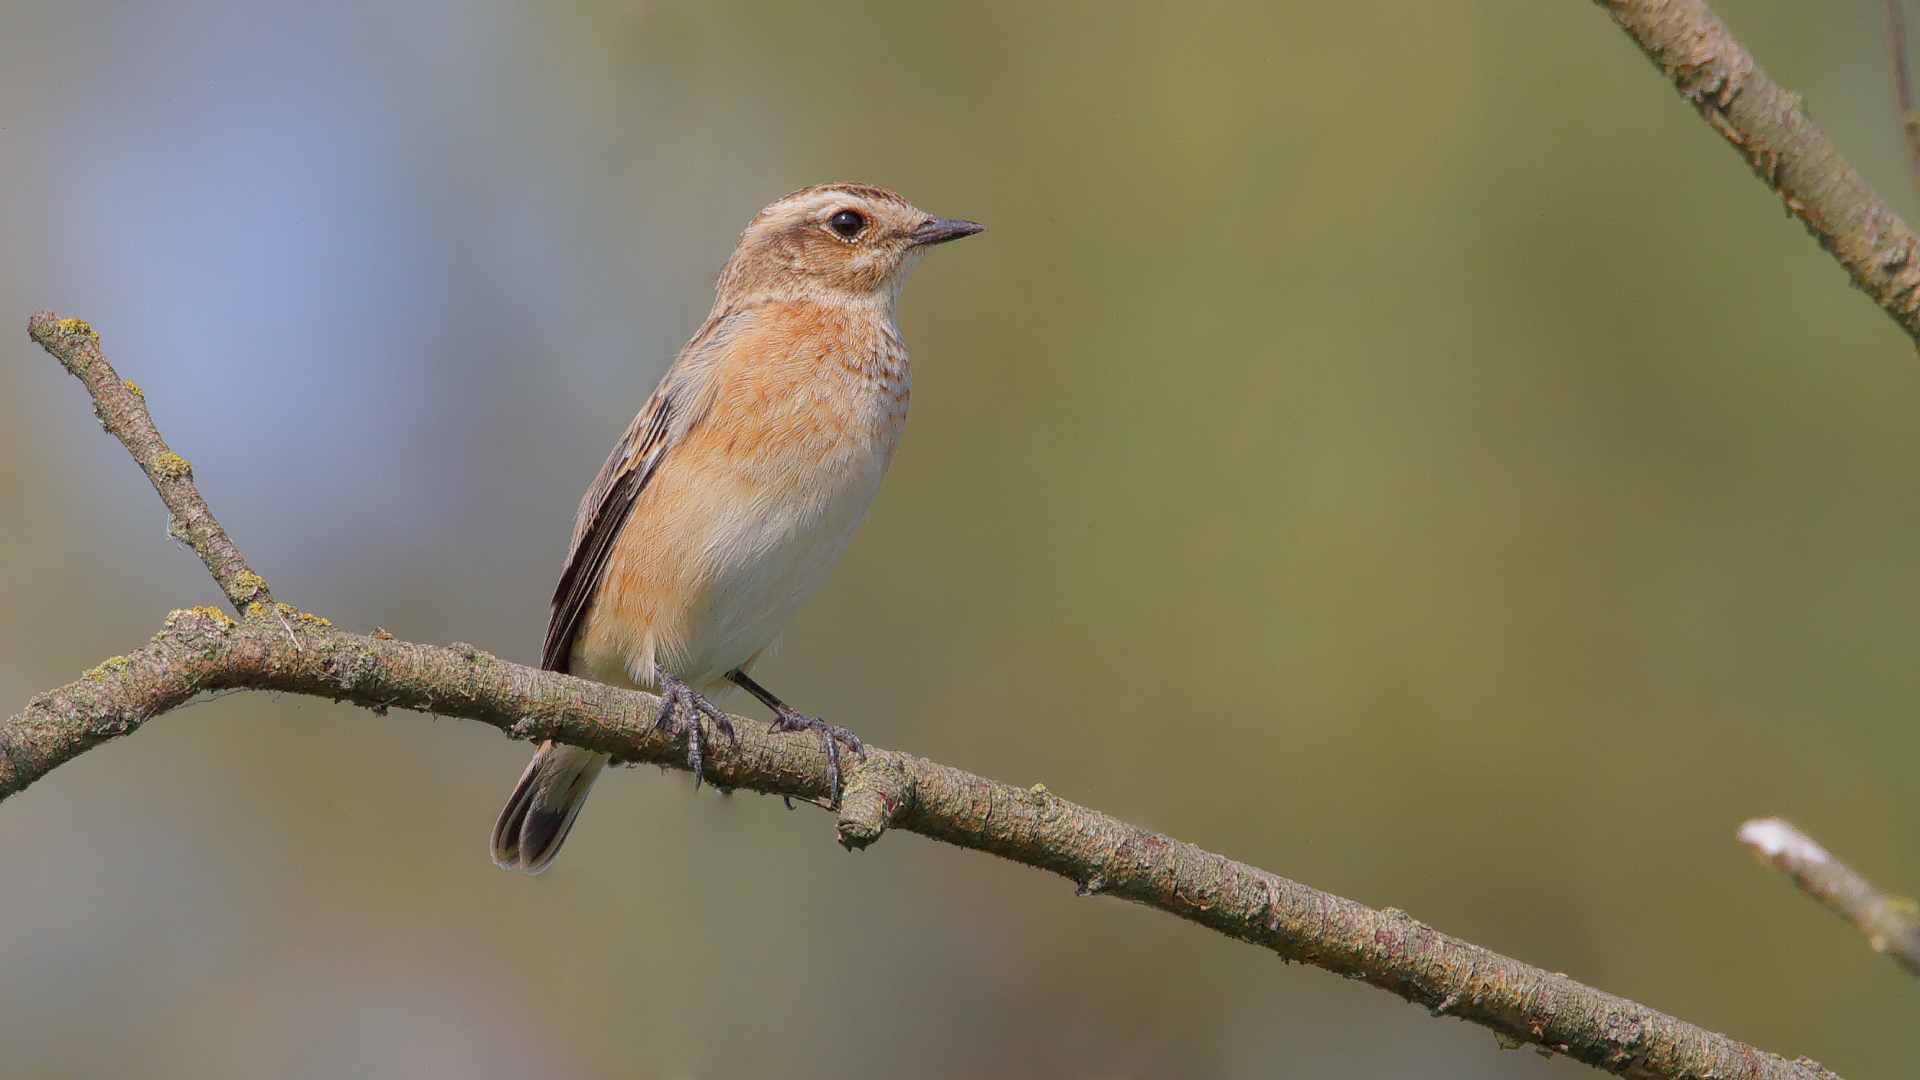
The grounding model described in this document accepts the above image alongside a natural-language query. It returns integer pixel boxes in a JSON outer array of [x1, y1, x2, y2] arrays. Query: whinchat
[[491, 183, 983, 873]]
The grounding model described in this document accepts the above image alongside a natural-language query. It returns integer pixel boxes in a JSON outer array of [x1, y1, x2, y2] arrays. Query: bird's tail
[[490, 741, 610, 873]]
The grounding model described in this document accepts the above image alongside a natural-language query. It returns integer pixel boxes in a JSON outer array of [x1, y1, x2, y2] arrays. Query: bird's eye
[[828, 209, 866, 238]]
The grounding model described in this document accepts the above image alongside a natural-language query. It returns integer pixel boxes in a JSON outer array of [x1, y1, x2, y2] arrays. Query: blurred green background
[[3, 0, 1918, 1076]]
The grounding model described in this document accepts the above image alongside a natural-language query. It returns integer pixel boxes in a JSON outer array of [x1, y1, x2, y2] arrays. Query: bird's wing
[[540, 310, 748, 673]]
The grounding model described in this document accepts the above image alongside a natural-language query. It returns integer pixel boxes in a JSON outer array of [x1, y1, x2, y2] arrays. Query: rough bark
[[7, 310, 1855, 1079], [27, 313, 271, 612], [0, 610, 1848, 1080], [1596, 0, 1920, 345]]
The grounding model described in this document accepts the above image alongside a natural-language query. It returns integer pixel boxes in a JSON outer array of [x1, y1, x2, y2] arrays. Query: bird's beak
[[909, 216, 986, 246]]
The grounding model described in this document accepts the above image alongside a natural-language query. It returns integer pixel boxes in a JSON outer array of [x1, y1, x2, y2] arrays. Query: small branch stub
[[1739, 817, 1920, 979], [836, 755, 916, 849]]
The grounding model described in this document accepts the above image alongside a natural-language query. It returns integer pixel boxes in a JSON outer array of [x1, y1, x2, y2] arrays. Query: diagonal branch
[[8, 315, 1859, 1079], [1739, 818, 1920, 980], [27, 312, 271, 614], [1594, 0, 1920, 345], [0, 613, 1849, 1080], [1885, 0, 1920, 206], [7, 4, 1892, 1072]]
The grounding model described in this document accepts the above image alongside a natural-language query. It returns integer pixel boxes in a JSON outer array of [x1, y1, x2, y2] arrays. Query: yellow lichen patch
[[186, 605, 235, 628], [157, 605, 238, 641], [82, 655, 131, 681], [55, 317, 96, 339], [149, 451, 193, 481], [122, 380, 145, 400], [231, 570, 268, 603], [273, 602, 332, 628], [370, 627, 394, 640]]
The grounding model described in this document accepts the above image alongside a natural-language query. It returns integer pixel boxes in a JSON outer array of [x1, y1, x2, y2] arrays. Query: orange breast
[[569, 299, 910, 693], [700, 302, 908, 477]]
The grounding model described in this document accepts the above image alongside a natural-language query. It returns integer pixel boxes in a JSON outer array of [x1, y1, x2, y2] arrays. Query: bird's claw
[[652, 673, 736, 789], [768, 707, 866, 804]]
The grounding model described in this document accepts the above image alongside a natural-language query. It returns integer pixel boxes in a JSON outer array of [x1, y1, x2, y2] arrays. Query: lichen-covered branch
[[26, 311, 271, 613], [1594, 0, 1920, 345], [0, 613, 1848, 1080], [1739, 818, 1920, 979], [6, 311, 1850, 1078]]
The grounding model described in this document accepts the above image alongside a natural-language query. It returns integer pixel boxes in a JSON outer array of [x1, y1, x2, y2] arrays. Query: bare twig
[[1594, 0, 1920, 345], [7, 316, 1860, 1078], [1739, 818, 1920, 979], [1888, 0, 1920, 205], [26, 312, 271, 614]]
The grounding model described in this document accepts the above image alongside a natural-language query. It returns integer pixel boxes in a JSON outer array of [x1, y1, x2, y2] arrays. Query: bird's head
[[717, 183, 983, 307]]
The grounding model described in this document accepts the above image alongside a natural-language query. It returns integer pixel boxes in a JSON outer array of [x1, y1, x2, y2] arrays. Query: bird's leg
[[726, 669, 866, 803], [653, 671, 736, 790]]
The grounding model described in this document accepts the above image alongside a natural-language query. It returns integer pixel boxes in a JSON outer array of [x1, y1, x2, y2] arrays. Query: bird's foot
[[768, 706, 866, 804], [653, 672, 737, 789]]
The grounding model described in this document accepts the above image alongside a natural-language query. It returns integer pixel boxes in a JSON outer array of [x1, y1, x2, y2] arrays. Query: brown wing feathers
[[540, 395, 677, 673], [538, 307, 746, 675]]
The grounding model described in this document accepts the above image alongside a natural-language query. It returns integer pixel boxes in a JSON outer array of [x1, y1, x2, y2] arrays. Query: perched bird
[[491, 183, 983, 873]]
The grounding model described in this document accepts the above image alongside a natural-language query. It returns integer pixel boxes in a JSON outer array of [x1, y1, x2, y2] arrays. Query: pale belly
[[668, 453, 886, 685], [569, 435, 894, 697]]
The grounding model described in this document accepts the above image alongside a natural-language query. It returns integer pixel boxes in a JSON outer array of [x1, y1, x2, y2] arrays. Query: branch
[[1885, 0, 1920, 205], [1738, 818, 1920, 979], [1595, 0, 1920, 345], [7, 318, 1858, 1077], [27, 313, 271, 613], [1602, 0, 1920, 988], [0, 616, 1848, 1080]]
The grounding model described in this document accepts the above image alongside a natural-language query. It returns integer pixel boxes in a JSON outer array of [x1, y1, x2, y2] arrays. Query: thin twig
[[1594, 0, 1920, 345], [1887, 0, 1920, 206], [1739, 818, 1920, 979], [7, 315, 1858, 1079], [25, 312, 271, 614]]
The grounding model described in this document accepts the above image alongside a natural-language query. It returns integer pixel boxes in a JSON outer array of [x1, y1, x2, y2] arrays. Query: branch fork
[[24, 0, 1920, 1053], [8, 309, 1849, 1079]]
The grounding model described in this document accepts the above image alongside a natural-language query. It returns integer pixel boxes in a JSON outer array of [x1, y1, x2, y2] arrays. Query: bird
[[491, 183, 984, 873]]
